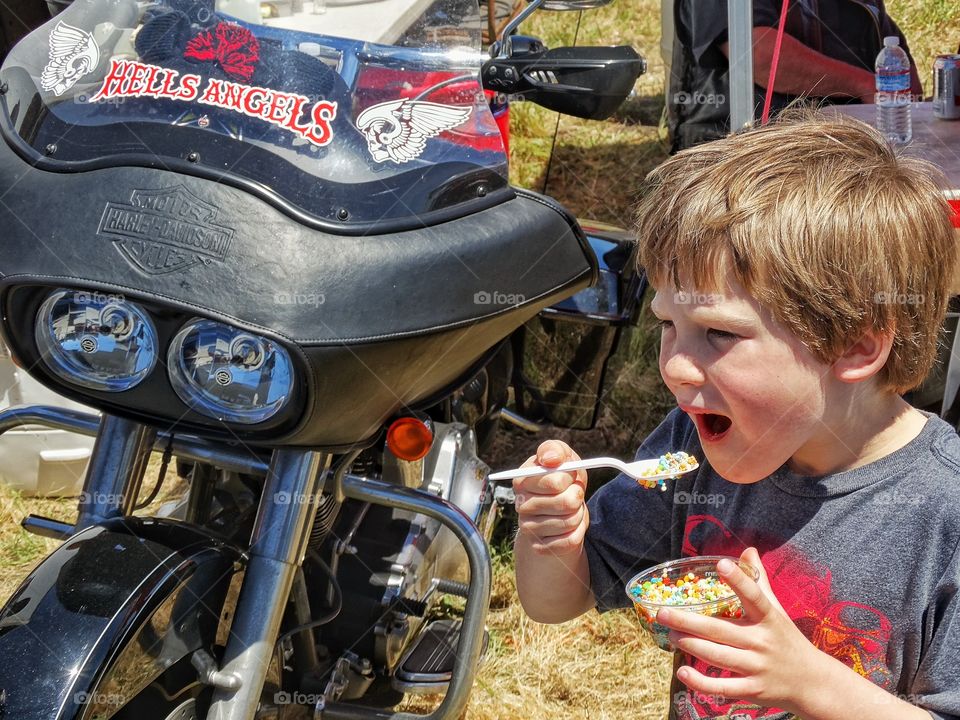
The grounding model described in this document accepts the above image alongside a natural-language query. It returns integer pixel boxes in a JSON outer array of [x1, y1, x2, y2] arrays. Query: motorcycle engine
[[306, 422, 494, 698]]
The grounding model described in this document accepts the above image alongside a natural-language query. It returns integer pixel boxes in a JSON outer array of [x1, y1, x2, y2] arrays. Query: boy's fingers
[[519, 454, 538, 469], [657, 608, 748, 649], [737, 547, 786, 615], [738, 547, 774, 592], [527, 514, 589, 554], [675, 665, 754, 700], [514, 469, 583, 496], [517, 505, 587, 538], [514, 483, 584, 516], [536, 439, 578, 466], [717, 556, 770, 619], [669, 633, 756, 675]]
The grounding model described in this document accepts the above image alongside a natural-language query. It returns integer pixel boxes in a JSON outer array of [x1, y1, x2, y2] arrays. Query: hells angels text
[[90, 58, 336, 146]]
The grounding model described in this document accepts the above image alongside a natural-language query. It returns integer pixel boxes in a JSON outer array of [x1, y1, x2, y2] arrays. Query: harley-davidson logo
[[98, 186, 234, 275]]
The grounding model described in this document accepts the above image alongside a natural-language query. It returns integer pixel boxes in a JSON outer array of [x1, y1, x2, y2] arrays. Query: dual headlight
[[35, 289, 294, 424]]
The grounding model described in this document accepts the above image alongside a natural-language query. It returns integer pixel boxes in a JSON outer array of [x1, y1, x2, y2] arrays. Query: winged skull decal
[[41, 21, 100, 96], [355, 99, 473, 164]]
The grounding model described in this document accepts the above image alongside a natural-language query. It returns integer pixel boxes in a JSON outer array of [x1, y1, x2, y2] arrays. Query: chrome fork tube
[[206, 448, 328, 720], [75, 414, 157, 530]]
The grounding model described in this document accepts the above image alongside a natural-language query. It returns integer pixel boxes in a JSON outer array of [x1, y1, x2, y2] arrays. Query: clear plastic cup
[[625, 555, 759, 651]]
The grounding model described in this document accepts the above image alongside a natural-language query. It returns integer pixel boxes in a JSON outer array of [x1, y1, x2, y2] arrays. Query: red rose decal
[[184, 22, 259, 82]]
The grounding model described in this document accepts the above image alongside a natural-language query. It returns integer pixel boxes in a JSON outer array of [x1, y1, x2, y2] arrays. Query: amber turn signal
[[386, 416, 433, 462]]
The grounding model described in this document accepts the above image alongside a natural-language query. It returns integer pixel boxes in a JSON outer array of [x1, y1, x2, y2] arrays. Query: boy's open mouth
[[694, 412, 732, 442]]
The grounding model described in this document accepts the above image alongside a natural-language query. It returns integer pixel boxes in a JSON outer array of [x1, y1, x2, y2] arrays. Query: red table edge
[[950, 198, 960, 229]]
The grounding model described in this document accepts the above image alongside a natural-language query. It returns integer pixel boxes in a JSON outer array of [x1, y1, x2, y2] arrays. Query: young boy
[[513, 114, 960, 719]]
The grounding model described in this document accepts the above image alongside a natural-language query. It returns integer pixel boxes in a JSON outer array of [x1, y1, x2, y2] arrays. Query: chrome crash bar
[[0, 405, 492, 720]]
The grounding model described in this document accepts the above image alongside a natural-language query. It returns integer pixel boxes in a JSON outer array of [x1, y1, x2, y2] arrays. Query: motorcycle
[[0, 0, 644, 717]]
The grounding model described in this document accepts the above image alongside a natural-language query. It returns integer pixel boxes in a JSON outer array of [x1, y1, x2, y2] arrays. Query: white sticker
[[356, 99, 472, 164], [41, 21, 101, 96]]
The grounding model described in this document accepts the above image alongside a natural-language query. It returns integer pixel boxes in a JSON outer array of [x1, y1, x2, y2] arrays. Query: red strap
[[760, 0, 791, 125]]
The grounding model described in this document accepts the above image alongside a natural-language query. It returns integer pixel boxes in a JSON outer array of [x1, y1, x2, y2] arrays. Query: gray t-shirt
[[585, 408, 960, 720]]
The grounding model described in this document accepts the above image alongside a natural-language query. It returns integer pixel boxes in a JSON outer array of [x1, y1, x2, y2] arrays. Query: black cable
[[275, 549, 343, 647], [541, 9, 583, 196], [135, 434, 173, 511]]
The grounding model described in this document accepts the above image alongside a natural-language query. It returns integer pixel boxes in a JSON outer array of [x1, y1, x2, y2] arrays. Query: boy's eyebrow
[[687, 306, 757, 331], [650, 290, 759, 330]]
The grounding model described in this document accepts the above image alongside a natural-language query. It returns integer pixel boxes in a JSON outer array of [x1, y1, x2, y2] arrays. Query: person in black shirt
[[667, 0, 922, 152]]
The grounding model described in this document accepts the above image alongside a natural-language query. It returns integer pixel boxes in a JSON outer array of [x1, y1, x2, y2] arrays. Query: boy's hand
[[513, 440, 589, 556], [655, 547, 827, 714]]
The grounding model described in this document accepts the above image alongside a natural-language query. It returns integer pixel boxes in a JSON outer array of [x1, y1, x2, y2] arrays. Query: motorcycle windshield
[[0, 0, 507, 225]]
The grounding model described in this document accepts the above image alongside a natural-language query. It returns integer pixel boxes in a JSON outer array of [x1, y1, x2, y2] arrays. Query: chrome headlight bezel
[[34, 289, 159, 392], [167, 317, 296, 425]]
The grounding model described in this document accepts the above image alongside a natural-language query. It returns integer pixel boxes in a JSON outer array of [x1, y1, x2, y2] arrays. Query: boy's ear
[[832, 329, 894, 383]]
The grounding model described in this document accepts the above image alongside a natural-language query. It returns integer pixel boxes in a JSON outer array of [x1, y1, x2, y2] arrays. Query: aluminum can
[[933, 54, 960, 120]]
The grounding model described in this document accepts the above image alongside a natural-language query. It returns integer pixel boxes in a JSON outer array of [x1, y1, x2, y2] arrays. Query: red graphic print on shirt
[[676, 514, 893, 719]]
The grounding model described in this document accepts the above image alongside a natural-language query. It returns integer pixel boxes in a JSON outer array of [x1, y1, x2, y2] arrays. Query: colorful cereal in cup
[[625, 556, 759, 651]]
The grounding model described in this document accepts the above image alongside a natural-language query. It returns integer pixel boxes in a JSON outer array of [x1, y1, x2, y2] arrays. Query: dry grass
[[0, 454, 187, 598], [400, 549, 672, 720]]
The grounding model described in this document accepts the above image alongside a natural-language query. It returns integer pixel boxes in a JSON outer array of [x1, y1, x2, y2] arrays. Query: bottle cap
[[884, 36, 900, 48]]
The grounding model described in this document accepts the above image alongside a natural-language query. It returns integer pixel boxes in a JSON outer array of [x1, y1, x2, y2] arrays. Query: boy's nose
[[660, 350, 706, 388]]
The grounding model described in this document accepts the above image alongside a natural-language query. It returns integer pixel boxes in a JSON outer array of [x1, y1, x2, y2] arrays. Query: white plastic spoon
[[488, 453, 698, 483]]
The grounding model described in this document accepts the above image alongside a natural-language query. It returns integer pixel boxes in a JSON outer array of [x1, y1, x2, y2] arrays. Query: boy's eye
[[656, 319, 674, 331], [707, 328, 738, 341]]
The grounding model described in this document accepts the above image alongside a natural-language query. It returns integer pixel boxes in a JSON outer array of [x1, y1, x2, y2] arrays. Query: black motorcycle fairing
[[0, 518, 243, 720], [0, 132, 595, 445], [2, 281, 553, 447], [0, 138, 591, 344]]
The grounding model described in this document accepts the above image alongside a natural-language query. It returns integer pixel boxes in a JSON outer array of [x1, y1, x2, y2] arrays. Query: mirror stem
[[492, 0, 544, 58]]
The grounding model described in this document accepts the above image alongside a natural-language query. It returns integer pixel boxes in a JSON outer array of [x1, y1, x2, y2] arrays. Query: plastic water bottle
[[875, 36, 912, 144]]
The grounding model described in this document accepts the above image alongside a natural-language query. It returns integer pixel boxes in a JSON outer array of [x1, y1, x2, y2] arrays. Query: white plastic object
[[488, 455, 698, 482], [0, 347, 97, 497], [875, 35, 912, 144]]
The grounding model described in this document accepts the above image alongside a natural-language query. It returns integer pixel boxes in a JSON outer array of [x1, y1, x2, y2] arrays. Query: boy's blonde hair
[[636, 112, 957, 393]]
